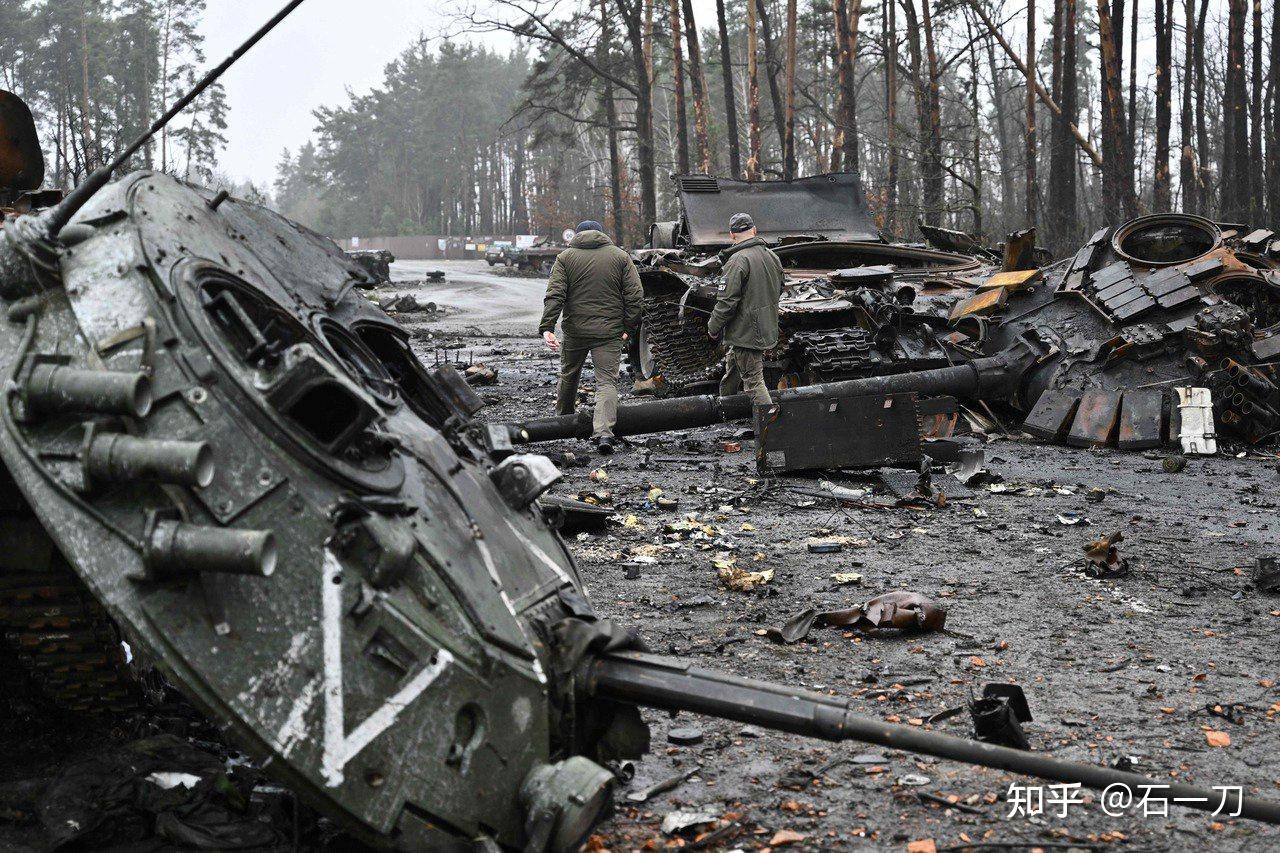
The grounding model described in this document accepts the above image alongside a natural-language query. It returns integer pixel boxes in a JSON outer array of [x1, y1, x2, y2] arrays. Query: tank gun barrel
[[587, 651, 1280, 824], [510, 339, 1042, 443]]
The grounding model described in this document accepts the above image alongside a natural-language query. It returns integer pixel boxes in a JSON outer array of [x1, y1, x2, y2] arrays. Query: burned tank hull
[[0, 171, 610, 848], [981, 213, 1280, 447], [632, 173, 992, 393]]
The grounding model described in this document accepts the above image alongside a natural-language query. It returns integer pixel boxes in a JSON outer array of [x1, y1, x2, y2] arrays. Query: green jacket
[[539, 230, 644, 341], [707, 237, 784, 350]]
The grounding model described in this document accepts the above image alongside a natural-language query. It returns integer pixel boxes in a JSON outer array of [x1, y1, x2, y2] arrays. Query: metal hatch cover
[[675, 172, 882, 248]]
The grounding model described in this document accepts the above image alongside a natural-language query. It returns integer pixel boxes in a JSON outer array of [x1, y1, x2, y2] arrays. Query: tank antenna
[[46, 0, 309, 233]]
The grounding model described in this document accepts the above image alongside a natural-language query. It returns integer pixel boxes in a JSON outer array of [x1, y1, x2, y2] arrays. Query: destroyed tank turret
[[631, 173, 993, 393], [0, 5, 1278, 849]]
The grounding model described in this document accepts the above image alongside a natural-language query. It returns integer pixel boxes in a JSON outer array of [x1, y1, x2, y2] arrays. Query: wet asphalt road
[[385, 260, 1280, 852], [390, 259, 548, 335]]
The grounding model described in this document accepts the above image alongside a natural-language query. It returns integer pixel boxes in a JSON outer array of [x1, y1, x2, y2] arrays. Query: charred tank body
[[631, 173, 989, 392], [516, 211, 1280, 452], [1, 90, 61, 217], [985, 213, 1280, 447]]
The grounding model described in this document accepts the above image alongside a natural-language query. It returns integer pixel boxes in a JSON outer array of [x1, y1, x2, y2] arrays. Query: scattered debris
[[463, 363, 498, 386], [767, 592, 947, 643], [716, 558, 774, 592], [625, 770, 697, 804], [1255, 556, 1280, 593], [969, 684, 1033, 750], [667, 726, 705, 746], [1084, 531, 1131, 577], [660, 807, 720, 836]]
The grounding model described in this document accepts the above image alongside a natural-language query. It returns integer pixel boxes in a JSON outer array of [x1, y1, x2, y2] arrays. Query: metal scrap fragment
[[766, 591, 947, 644]]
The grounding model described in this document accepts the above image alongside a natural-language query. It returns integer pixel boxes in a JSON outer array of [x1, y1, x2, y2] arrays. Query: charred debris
[[510, 172, 1280, 469]]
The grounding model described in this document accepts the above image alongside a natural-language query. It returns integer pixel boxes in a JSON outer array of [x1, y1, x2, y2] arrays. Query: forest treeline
[[3, 0, 1276, 257], [280, 0, 1280, 254], [0, 0, 228, 187]]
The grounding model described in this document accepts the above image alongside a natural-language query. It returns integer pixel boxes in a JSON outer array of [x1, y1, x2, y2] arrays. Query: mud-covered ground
[[390, 261, 1280, 851]]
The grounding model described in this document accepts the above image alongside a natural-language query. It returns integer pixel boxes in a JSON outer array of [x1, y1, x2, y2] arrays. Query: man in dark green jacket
[[706, 213, 784, 407], [539, 221, 644, 453]]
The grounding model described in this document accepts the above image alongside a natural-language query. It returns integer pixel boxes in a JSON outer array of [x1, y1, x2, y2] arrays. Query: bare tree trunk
[[1222, 0, 1249, 221], [844, 0, 862, 171], [1153, 0, 1172, 210], [1026, 0, 1038, 226], [968, 29, 984, 238], [756, 0, 788, 164], [986, 33, 1015, 232], [884, 0, 898, 235], [1098, 0, 1136, 221], [746, 0, 762, 180], [1127, 0, 1137, 150], [681, 0, 713, 174], [600, 0, 627, 244], [1268, 0, 1280, 218], [617, 0, 657, 225], [1048, 0, 1079, 245], [832, 0, 852, 170], [1250, 0, 1263, 218], [669, 0, 690, 173], [1179, 0, 1196, 211], [1194, 0, 1209, 214], [715, 0, 741, 177], [79, 0, 95, 173], [782, 0, 798, 178]]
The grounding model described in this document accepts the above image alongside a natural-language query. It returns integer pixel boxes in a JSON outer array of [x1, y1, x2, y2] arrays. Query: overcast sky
[[199, 0, 462, 187], [199, 0, 724, 189]]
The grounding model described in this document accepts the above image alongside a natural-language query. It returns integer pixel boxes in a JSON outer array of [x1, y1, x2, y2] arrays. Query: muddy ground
[[390, 260, 1280, 851]]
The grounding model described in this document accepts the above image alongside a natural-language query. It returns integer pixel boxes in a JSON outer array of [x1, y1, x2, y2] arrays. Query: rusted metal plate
[[1022, 389, 1081, 442], [1242, 229, 1275, 252], [1066, 391, 1123, 447], [1117, 388, 1166, 449], [1182, 257, 1226, 281], [979, 269, 1042, 291], [755, 393, 923, 474], [949, 287, 1008, 321]]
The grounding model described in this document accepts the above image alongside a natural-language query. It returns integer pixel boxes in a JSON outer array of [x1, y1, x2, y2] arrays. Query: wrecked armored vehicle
[[518, 211, 1280, 456], [631, 173, 993, 392], [345, 248, 395, 286], [979, 213, 1280, 449], [1, 90, 60, 217]]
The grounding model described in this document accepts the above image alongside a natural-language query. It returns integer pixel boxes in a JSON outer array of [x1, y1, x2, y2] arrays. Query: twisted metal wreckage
[[510, 174, 1280, 470], [1, 3, 1279, 850]]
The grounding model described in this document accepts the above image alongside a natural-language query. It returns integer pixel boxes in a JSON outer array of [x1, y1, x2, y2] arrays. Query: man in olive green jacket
[[706, 213, 784, 407], [540, 221, 644, 453]]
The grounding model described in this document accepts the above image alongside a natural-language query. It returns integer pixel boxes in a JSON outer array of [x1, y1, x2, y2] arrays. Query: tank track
[[640, 298, 724, 392], [0, 570, 146, 714], [788, 328, 895, 381]]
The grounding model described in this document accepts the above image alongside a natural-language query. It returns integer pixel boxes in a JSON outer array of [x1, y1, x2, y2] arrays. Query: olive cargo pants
[[719, 346, 772, 407], [556, 335, 623, 438]]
